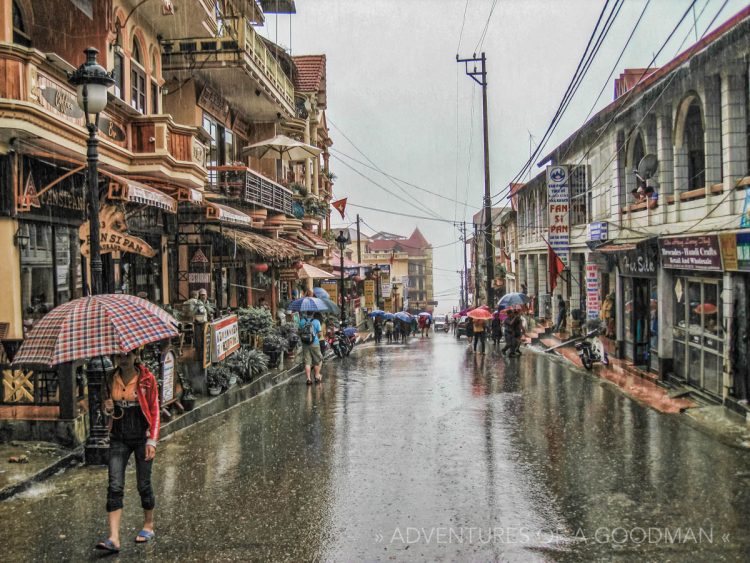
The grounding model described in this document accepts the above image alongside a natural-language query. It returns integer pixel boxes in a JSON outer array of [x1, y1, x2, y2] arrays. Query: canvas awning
[[299, 263, 336, 279], [208, 227, 302, 261], [104, 172, 178, 213], [205, 202, 252, 226]]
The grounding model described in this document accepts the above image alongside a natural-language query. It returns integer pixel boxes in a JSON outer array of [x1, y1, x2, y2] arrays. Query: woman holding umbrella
[[98, 348, 161, 551]]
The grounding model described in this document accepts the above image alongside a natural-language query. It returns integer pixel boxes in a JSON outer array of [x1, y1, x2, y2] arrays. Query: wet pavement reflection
[[1, 335, 750, 561]]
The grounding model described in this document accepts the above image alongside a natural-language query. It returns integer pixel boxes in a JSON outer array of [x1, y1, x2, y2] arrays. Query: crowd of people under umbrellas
[[370, 310, 432, 344]]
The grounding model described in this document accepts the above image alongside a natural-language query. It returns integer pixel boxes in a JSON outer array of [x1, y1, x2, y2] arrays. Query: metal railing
[[207, 166, 293, 215]]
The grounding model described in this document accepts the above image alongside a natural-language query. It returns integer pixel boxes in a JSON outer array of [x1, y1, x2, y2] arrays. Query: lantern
[[293, 261, 304, 270], [253, 263, 269, 273]]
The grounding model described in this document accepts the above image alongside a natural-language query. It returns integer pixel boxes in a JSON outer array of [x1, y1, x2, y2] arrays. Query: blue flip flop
[[95, 539, 120, 553], [135, 529, 155, 544]]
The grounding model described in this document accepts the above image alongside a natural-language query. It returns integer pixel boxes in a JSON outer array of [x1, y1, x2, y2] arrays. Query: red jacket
[[135, 364, 161, 447]]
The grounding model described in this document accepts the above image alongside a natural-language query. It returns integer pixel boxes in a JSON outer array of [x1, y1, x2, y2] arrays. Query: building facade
[[514, 6, 750, 409], [0, 0, 334, 443]]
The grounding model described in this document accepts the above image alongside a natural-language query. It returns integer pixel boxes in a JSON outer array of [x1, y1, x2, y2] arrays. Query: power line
[[347, 203, 456, 224], [474, 0, 500, 52]]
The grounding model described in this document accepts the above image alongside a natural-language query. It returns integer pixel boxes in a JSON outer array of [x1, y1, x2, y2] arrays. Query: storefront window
[[20, 223, 82, 336]]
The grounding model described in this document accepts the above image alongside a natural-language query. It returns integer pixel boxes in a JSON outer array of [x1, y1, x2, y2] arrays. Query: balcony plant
[[290, 183, 308, 198]]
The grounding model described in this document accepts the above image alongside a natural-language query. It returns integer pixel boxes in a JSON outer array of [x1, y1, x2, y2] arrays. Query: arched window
[[632, 133, 645, 172], [12, 1, 31, 47], [684, 102, 705, 189], [130, 38, 146, 113]]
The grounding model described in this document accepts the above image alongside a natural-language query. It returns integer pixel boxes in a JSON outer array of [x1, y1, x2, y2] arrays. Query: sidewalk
[[0, 442, 82, 501], [537, 330, 750, 449]]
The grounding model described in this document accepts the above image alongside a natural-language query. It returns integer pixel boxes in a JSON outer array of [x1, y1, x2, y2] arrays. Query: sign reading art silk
[[547, 165, 570, 267]]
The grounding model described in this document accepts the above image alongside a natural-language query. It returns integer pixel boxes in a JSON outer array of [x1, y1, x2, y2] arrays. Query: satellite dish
[[637, 154, 658, 180], [303, 99, 312, 112]]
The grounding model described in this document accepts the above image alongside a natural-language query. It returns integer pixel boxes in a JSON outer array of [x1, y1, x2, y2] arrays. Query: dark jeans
[[107, 438, 154, 512], [473, 331, 486, 353], [554, 310, 567, 332]]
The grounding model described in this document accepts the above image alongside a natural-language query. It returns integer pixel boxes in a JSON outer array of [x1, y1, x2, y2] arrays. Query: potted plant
[[237, 307, 274, 347], [262, 332, 288, 368], [244, 348, 270, 382], [206, 364, 232, 396], [178, 372, 196, 411], [279, 323, 300, 355]]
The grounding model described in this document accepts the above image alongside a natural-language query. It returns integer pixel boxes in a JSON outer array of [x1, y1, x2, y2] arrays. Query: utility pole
[[473, 222, 479, 305], [457, 270, 465, 310], [356, 214, 362, 263], [455, 221, 469, 309], [457, 52, 494, 308]]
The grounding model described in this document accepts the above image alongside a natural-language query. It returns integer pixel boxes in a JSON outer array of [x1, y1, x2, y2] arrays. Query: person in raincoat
[[96, 349, 160, 553], [384, 317, 394, 343], [491, 314, 502, 347]]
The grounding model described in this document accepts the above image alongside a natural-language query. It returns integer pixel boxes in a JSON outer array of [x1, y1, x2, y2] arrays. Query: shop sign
[[585, 264, 600, 319], [211, 315, 240, 362], [587, 221, 608, 242], [617, 246, 657, 278], [79, 206, 157, 258], [547, 165, 570, 267], [381, 282, 392, 298], [364, 280, 375, 309], [198, 86, 230, 122], [659, 235, 722, 271], [278, 268, 299, 281], [161, 350, 176, 403], [720, 232, 750, 271], [98, 115, 127, 143], [344, 267, 359, 277], [188, 246, 212, 295], [321, 281, 338, 304]]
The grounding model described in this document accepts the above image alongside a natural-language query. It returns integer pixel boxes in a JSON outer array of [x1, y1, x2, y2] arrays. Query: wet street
[[2, 335, 750, 562]]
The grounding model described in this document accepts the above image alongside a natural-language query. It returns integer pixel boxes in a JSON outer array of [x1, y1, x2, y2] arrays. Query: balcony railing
[[207, 166, 292, 215], [161, 16, 294, 110]]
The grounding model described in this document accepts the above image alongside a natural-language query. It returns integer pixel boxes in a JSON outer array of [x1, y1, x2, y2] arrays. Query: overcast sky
[[259, 0, 746, 311]]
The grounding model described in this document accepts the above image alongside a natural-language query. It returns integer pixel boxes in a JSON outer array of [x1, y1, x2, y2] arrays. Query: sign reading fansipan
[[547, 165, 570, 267]]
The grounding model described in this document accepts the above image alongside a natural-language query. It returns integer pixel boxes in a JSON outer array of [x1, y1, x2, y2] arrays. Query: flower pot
[[228, 375, 238, 386], [208, 386, 222, 396], [182, 397, 196, 411]]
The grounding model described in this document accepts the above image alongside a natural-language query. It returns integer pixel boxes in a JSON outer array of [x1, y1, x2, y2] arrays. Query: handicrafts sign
[[659, 235, 722, 271], [547, 165, 570, 267], [211, 315, 240, 362]]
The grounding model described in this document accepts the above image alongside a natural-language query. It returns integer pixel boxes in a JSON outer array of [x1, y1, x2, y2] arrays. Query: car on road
[[455, 316, 469, 338], [433, 314, 449, 332]]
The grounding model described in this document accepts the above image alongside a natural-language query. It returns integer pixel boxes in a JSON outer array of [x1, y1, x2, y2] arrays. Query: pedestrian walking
[[384, 318, 394, 343], [299, 312, 323, 384], [511, 311, 525, 356], [491, 315, 502, 347], [373, 316, 383, 344], [472, 317, 487, 354], [418, 314, 427, 337], [553, 295, 567, 333], [465, 316, 474, 347], [96, 349, 160, 553], [502, 310, 517, 356], [425, 315, 432, 337]]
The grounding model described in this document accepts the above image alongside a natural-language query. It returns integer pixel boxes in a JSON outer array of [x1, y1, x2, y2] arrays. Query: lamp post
[[68, 47, 114, 465], [335, 230, 350, 324], [372, 264, 381, 309], [68, 47, 114, 296]]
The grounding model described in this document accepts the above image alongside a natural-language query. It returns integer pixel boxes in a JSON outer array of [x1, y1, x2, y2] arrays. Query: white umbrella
[[241, 134, 322, 161]]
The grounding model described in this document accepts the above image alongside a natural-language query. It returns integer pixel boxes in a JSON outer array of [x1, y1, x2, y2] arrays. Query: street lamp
[[68, 47, 114, 296], [335, 230, 350, 324], [372, 264, 381, 309], [68, 47, 114, 466]]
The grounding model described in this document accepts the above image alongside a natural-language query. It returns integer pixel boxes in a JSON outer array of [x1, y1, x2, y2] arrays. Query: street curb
[[0, 446, 83, 502], [160, 358, 304, 440]]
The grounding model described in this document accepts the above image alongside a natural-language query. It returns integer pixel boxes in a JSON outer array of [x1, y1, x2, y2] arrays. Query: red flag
[[548, 244, 565, 293], [331, 198, 347, 220]]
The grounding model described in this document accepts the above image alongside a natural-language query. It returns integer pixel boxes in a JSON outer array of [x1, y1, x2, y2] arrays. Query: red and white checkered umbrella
[[13, 295, 179, 366]]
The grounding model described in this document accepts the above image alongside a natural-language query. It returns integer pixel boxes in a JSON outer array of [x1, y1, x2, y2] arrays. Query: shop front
[[659, 235, 724, 398], [615, 239, 659, 371]]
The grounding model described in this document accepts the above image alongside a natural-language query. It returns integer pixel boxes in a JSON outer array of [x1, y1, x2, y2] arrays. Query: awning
[[208, 227, 301, 261], [178, 186, 204, 204], [298, 230, 329, 250], [299, 263, 336, 279], [205, 202, 252, 226], [104, 172, 178, 213]]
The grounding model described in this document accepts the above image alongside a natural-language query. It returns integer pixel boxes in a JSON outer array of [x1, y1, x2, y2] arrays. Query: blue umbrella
[[383, 313, 395, 320], [320, 297, 340, 315], [287, 297, 329, 312], [497, 292, 528, 309], [395, 312, 412, 322], [369, 310, 386, 317], [312, 287, 330, 299]]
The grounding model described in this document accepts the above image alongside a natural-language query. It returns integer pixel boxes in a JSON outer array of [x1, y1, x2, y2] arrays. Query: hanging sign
[[547, 165, 570, 267], [585, 264, 600, 320], [321, 281, 338, 305], [659, 235, 722, 271], [278, 268, 299, 281], [79, 206, 156, 258], [188, 246, 212, 296], [381, 282, 392, 298], [364, 280, 375, 309]]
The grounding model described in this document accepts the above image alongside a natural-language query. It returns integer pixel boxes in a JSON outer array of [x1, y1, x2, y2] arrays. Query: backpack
[[300, 319, 315, 345]]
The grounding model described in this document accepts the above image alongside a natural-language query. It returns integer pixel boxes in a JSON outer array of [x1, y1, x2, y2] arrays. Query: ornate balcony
[[207, 166, 293, 215], [161, 16, 295, 119]]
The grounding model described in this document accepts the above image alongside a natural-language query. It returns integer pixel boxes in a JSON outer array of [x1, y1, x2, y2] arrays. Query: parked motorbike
[[342, 326, 357, 355], [575, 328, 604, 370], [327, 327, 344, 358]]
